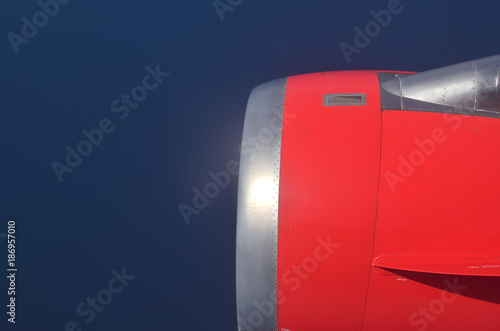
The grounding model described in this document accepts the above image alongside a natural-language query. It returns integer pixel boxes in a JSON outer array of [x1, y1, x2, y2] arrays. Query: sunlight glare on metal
[[250, 177, 275, 207]]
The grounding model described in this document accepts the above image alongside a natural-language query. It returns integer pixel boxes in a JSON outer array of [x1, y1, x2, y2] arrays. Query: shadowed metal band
[[379, 55, 500, 118], [236, 77, 287, 331]]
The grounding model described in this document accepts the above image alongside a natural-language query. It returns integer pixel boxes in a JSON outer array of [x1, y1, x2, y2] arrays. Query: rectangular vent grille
[[324, 93, 366, 106]]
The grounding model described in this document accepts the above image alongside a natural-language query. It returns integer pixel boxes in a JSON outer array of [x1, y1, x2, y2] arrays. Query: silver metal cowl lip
[[236, 77, 287, 331]]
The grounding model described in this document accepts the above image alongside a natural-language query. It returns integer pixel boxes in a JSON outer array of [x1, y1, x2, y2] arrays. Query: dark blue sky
[[1, 0, 500, 330]]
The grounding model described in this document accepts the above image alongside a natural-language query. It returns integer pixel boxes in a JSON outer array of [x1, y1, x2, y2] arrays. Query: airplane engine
[[236, 55, 500, 330]]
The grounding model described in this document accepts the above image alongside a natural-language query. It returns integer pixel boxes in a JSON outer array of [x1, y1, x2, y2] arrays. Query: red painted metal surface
[[275, 72, 500, 330], [362, 110, 500, 330], [277, 71, 381, 330]]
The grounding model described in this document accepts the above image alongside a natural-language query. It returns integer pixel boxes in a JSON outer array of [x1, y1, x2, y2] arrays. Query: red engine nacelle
[[236, 55, 500, 330]]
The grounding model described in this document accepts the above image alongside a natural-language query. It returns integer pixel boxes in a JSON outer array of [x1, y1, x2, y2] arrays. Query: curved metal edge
[[236, 77, 288, 331], [380, 55, 500, 118]]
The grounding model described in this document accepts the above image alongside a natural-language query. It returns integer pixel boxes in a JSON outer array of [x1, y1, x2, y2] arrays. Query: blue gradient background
[[1, 0, 500, 330]]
